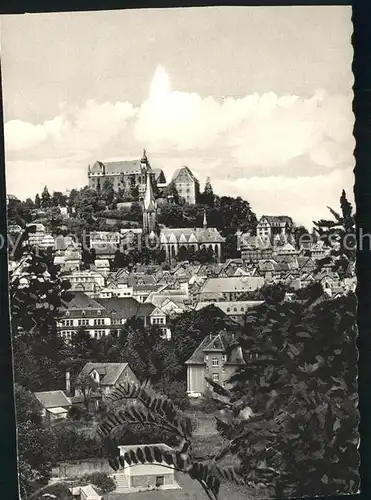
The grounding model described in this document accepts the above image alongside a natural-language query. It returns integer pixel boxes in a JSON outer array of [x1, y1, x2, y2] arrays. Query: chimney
[[65, 371, 71, 395]]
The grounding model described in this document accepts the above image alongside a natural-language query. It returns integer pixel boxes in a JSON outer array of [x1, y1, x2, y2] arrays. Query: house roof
[[240, 234, 272, 249], [136, 303, 156, 317], [199, 276, 265, 294], [196, 300, 264, 315], [259, 215, 293, 227], [78, 363, 129, 386], [185, 333, 244, 366], [95, 297, 141, 319], [34, 390, 71, 409], [62, 291, 103, 310]]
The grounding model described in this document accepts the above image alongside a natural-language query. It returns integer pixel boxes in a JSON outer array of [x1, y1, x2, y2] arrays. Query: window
[[212, 358, 219, 367], [82, 310, 86, 316], [222, 355, 226, 362], [156, 476, 165, 487], [212, 373, 219, 382], [205, 355, 209, 361]]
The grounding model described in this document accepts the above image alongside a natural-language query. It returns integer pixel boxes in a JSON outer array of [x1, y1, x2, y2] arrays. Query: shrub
[[81, 472, 116, 493]]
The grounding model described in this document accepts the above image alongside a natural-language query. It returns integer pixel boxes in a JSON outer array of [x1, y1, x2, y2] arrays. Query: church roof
[[160, 227, 225, 244]]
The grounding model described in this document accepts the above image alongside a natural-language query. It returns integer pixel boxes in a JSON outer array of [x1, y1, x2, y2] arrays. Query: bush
[[81, 472, 116, 493], [195, 393, 219, 414], [54, 424, 102, 461], [33, 482, 73, 500]]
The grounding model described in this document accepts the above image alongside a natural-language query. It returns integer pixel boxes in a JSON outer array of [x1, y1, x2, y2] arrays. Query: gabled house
[[171, 166, 200, 205], [149, 307, 171, 340], [185, 333, 245, 398], [34, 390, 72, 423], [256, 215, 294, 243], [195, 300, 263, 324], [75, 362, 139, 398]]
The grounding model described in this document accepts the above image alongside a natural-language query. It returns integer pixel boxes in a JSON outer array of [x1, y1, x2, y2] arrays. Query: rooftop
[[34, 390, 71, 409]]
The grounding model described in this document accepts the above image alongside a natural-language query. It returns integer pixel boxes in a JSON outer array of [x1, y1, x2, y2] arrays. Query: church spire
[[141, 148, 148, 164], [203, 209, 208, 229], [144, 173, 156, 212]]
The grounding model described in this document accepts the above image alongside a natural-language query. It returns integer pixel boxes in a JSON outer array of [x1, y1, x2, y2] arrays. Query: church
[[88, 150, 166, 198], [142, 173, 225, 262]]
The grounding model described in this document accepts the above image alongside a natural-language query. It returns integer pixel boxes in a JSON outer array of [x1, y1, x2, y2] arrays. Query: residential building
[[171, 166, 200, 205], [34, 390, 72, 423], [149, 307, 171, 340], [89, 231, 121, 249], [195, 300, 263, 323], [98, 283, 134, 298], [256, 216, 294, 243], [66, 270, 106, 296], [75, 362, 139, 398], [197, 276, 265, 302], [57, 292, 111, 341], [237, 232, 274, 262], [92, 259, 110, 277], [26, 223, 55, 249], [185, 333, 245, 397], [113, 444, 181, 493], [87, 149, 166, 198]]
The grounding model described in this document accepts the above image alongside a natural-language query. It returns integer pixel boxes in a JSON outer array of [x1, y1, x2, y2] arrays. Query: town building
[[171, 166, 200, 205], [256, 215, 294, 243], [87, 150, 166, 198], [195, 300, 263, 323], [186, 333, 245, 397], [113, 444, 181, 493], [89, 231, 121, 249], [65, 270, 106, 296], [159, 212, 225, 262], [34, 390, 72, 423], [237, 232, 274, 262], [75, 362, 139, 398], [197, 276, 265, 302]]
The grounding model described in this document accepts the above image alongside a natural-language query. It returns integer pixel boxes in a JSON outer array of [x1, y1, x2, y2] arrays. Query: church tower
[[142, 171, 157, 236]]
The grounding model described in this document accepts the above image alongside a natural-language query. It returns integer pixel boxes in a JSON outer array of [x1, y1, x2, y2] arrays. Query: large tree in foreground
[[313, 189, 356, 277]]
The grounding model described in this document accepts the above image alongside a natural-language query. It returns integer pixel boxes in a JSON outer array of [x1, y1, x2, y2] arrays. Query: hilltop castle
[[88, 150, 166, 198]]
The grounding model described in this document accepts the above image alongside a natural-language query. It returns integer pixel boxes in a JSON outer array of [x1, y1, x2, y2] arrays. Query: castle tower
[[142, 172, 157, 235], [203, 209, 208, 229]]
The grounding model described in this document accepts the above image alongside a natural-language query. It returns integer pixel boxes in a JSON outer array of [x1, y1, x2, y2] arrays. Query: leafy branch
[[97, 380, 245, 499]]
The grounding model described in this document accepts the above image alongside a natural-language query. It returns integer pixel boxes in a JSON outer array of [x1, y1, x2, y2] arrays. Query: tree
[[77, 373, 100, 410], [200, 177, 215, 207], [101, 179, 115, 208], [35, 194, 41, 209], [15, 385, 58, 498], [211, 287, 358, 497], [158, 202, 184, 227], [313, 190, 356, 278], [40, 186, 51, 209], [162, 181, 180, 204], [51, 191, 68, 208]]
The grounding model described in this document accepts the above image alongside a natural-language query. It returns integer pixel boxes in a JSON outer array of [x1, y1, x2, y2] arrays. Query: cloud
[[4, 66, 354, 225]]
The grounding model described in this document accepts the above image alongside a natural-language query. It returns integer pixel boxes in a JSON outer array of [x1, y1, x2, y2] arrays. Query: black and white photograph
[[2, 6, 359, 500]]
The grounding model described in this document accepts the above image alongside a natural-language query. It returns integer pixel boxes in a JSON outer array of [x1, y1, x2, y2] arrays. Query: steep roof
[[160, 227, 225, 244], [34, 390, 71, 409], [172, 166, 199, 184], [259, 215, 293, 227], [95, 297, 141, 319], [143, 173, 157, 212], [63, 292, 103, 311], [77, 363, 129, 386], [136, 302, 156, 317], [185, 333, 245, 366]]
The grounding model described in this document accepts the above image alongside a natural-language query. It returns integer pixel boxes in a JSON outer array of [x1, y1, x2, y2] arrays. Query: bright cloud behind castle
[[2, 7, 354, 229]]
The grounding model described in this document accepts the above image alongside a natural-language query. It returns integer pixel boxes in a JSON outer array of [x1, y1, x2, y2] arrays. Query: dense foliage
[[208, 284, 359, 497], [98, 380, 245, 500], [313, 189, 356, 277]]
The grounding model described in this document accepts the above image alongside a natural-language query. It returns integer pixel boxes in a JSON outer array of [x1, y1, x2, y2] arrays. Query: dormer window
[[98, 310, 101, 316], [66, 311, 70, 317], [82, 310, 86, 317]]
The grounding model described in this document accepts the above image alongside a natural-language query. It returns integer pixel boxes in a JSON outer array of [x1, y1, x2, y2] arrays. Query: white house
[[112, 444, 181, 493]]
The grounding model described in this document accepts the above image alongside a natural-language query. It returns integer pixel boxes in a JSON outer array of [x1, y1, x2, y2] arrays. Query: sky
[[1, 6, 354, 229]]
